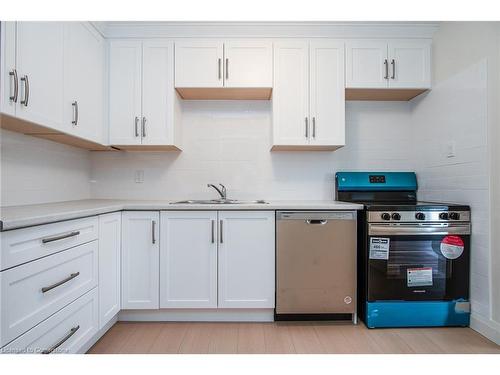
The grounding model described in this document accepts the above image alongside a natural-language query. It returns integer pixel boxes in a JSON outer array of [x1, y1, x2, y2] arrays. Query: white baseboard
[[80, 314, 118, 354], [118, 309, 274, 322], [470, 314, 500, 345]]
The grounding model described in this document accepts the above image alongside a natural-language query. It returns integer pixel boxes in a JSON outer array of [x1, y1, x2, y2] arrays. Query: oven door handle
[[368, 223, 470, 236]]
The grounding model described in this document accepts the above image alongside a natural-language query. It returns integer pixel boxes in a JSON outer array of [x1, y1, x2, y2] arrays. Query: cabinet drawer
[[1, 288, 98, 354], [0, 217, 98, 271], [0, 241, 98, 347]]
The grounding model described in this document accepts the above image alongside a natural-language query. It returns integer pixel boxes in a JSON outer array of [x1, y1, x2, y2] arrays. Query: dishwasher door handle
[[306, 219, 328, 225]]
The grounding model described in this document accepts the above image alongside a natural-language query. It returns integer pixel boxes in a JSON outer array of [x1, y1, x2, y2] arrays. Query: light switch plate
[[135, 170, 144, 183], [446, 141, 456, 158]]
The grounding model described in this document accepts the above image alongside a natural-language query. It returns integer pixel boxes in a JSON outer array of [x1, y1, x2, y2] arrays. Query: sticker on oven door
[[407, 267, 433, 287], [369, 238, 390, 260], [440, 235, 465, 260]]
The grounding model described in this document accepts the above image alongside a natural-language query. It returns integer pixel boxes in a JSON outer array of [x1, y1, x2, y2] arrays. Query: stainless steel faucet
[[207, 183, 227, 200]]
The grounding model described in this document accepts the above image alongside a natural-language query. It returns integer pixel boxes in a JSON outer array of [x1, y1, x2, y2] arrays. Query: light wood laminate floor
[[88, 322, 500, 354]]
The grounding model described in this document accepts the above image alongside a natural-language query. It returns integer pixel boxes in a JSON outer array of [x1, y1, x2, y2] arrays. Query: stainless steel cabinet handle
[[42, 326, 80, 354], [218, 58, 222, 80], [312, 117, 316, 138], [225, 58, 229, 80], [71, 101, 78, 125], [391, 59, 396, 79], [134, 117, 139, 137], [152, 220, 156, 244], [305, 117, 309, 138], [142, 117, 147, 138], [220, 220, 223, 243], [211, 220, 215, 243], [42, 231, 80, 244], [384, 59, 389, 80], [41, 272, 80, 293], [9, 69, 18, 102], [20, 75, 29, 106]]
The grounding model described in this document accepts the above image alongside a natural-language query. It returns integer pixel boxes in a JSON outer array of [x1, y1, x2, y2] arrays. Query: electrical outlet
[[135, 170, 144, 183], [445, 141, 456, 158]]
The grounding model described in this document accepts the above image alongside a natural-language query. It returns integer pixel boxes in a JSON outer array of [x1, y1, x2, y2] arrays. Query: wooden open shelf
[[271, 145, 344, 152], [345, 88, 428, 101], [112, 144, 182, 152], [0, 114, 114, 151], [176, 87, 272, 100]]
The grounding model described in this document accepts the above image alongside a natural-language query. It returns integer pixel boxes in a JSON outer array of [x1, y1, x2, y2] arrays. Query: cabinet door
[[141, 41, 174, 145], [388, 40, 431, 89], [218, 211, 275, 308], [345, 41, 388, 88], [223, 41, 272, 87], [64, 22, 105, 142], [1, 22, 16, 116], [15, 22, 65, 131], [121, 211, 159, 309], [98, 212, 121, 329], [160, 211, 217, 308], [108, 41, 142, 145], [272, 41, 309, 146], [309, 41, 345, 147], [174, 41, 224, 87]]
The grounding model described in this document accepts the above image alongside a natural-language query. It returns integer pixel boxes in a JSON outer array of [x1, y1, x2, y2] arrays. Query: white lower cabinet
[[98, 212, 121, 329], [160, 211, 218, 308], [121, 211, 160, 310], [218, 211, 275, 308], [2, 288, 98, 354], [0, 240, 98, 347], [160, 210, 275, 309]]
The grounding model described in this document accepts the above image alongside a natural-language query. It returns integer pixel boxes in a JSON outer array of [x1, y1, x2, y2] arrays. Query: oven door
[[367, 223, 470, 301]]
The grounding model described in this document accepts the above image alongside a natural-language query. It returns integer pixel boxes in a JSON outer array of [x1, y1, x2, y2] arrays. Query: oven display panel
[[369, 175, 386, 183]]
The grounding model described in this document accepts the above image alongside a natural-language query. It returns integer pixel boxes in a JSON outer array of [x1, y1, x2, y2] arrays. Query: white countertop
[[0, 199, 363, 231]]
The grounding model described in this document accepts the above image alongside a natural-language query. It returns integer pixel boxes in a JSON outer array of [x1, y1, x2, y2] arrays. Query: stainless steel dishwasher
[[276, 211, 357, 322]]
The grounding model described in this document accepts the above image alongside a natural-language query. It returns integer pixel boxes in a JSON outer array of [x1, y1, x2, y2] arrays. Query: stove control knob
[[449, 212, 461, 220], [439, 212, 449, 220], [391, 213, 401, 221], [381, 213, 391, 221], [415, 212, 426, 220]]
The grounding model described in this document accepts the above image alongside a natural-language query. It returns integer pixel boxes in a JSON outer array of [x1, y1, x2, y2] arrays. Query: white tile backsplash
[[89, 100, 415, 201], [411, 60, 490, 320], [0, 129, 91, 207]]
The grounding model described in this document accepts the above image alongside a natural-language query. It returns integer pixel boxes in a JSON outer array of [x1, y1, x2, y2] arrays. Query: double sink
[[171, 199, 268, 205], [171, 183, 268, 205]]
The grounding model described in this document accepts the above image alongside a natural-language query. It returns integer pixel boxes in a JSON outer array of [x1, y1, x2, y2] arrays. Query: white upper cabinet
[[174, 40, 273, 98], [272, 41, 310, 147], [160, 211, 218, 308], [109, 40, 178, 148], [309, 41, 345, 146], [108, 41, 142, 146], [174, 41, 224, 87], [121, 211, 160, 310], [345, 40, 388, 88], [272, 40, 345, 150], [387, 40, 431, 88], [218, 211, 275, 309], [141, 41, 175, 145], [223, 41, 273, 87], [1, 22, 16, 117], [346, 39, 431, 89], [15, 22, 65, 131], [63, 22, 105, 143]]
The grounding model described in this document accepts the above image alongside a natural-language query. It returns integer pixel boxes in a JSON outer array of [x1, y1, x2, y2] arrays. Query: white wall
[[410, 21, 500, 343], [89, 101, 414, 201], [412, 60, 490, 318], [0, 129, 92, 206]]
